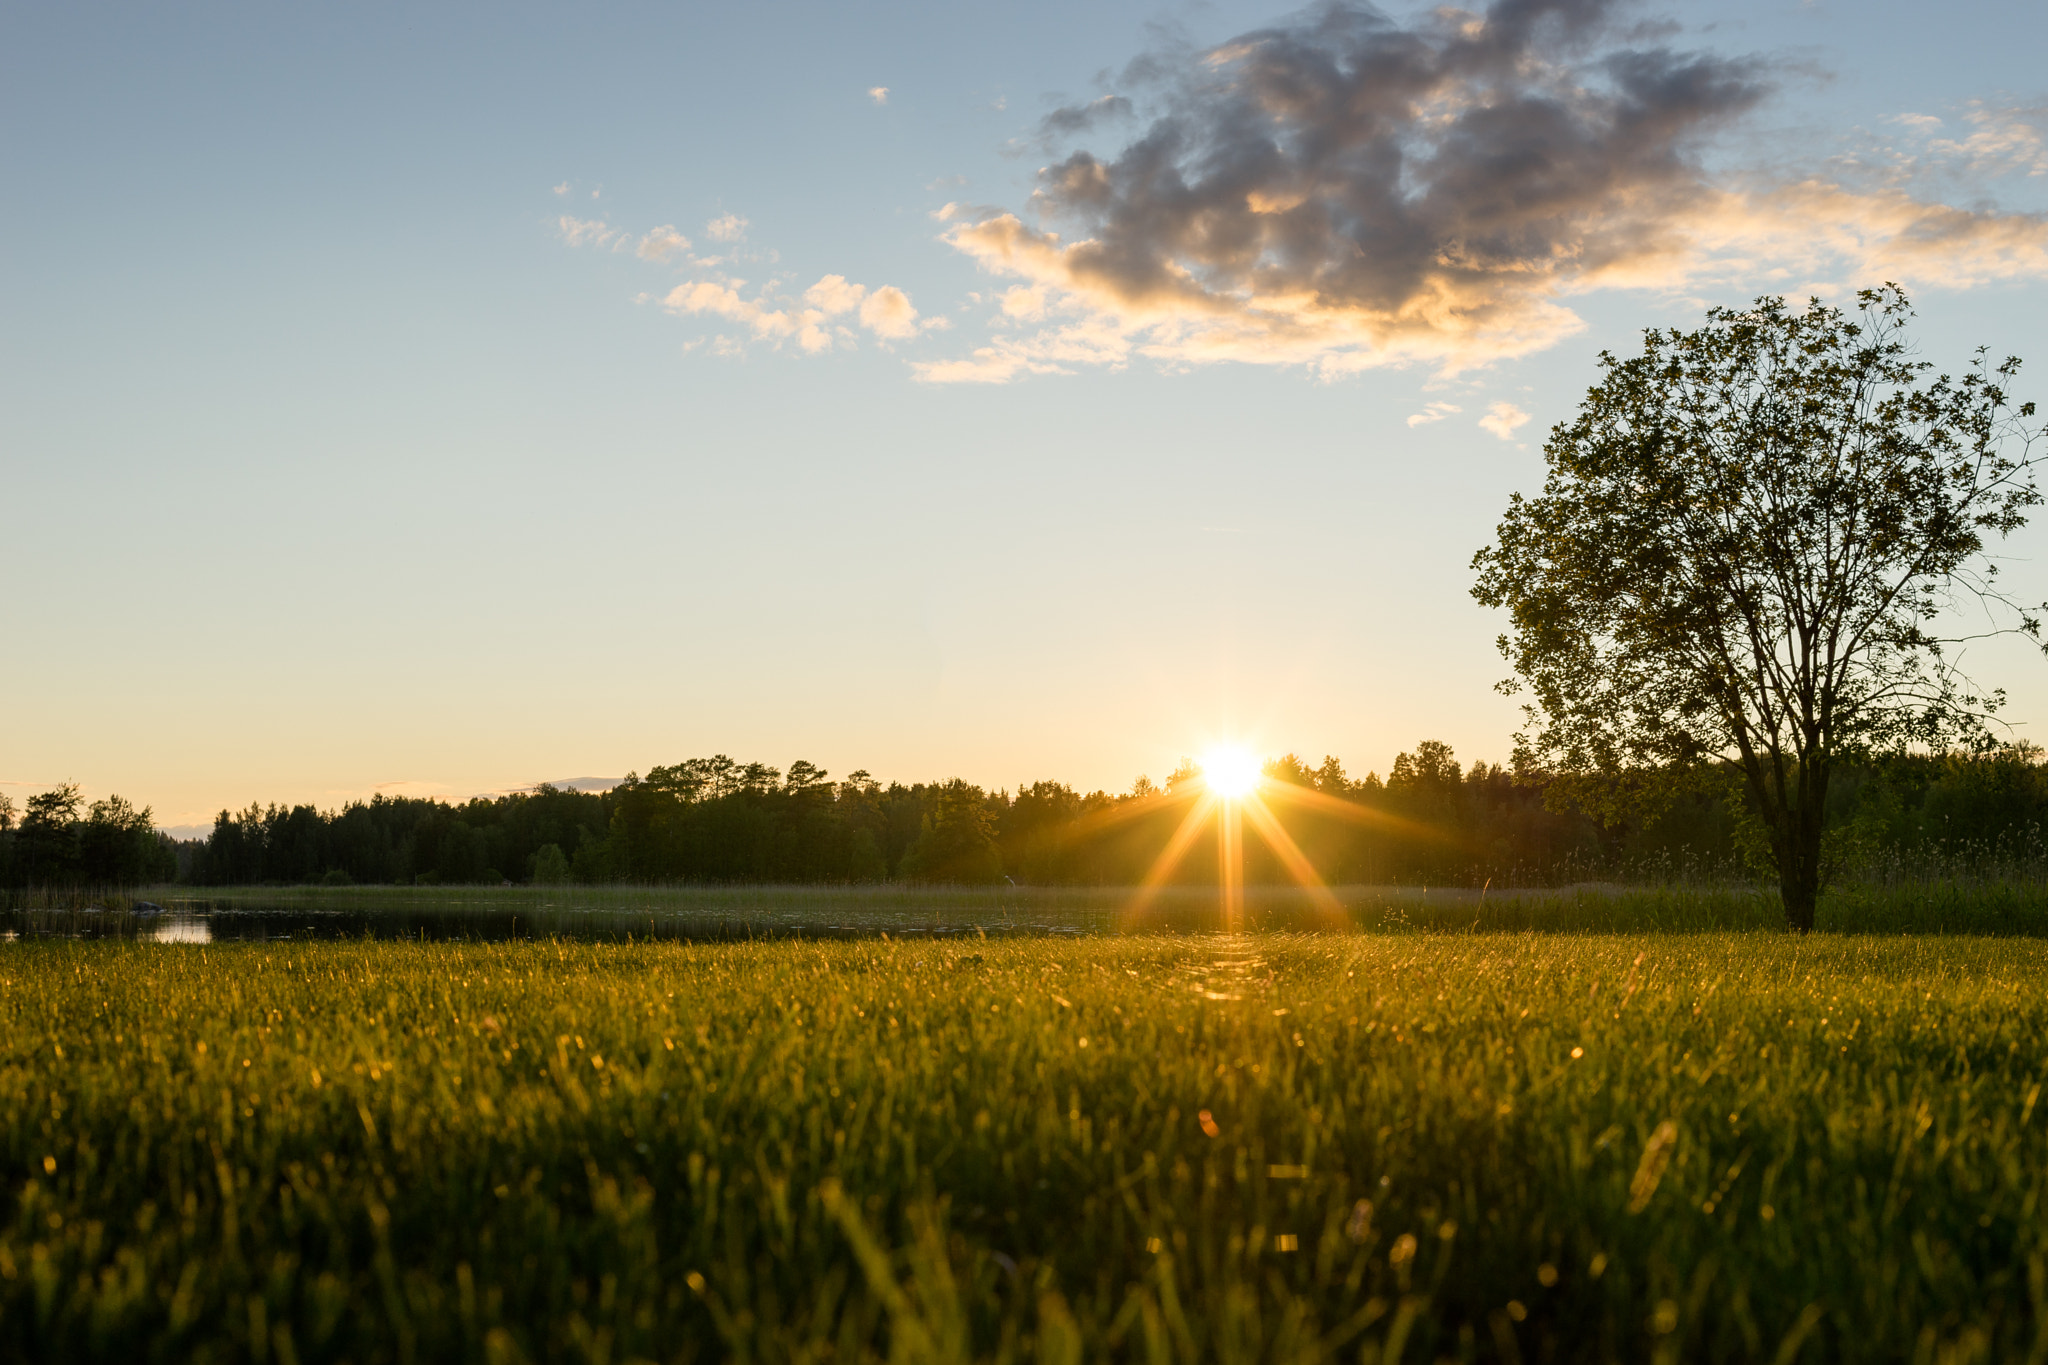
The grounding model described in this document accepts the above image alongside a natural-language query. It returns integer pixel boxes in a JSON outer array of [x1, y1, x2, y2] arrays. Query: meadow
[[4, 925, 2047, 1363]]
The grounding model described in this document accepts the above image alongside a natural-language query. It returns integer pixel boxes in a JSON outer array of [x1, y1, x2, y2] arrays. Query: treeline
[[0, 786, 176, 888], [36, 742, 2045, 889]]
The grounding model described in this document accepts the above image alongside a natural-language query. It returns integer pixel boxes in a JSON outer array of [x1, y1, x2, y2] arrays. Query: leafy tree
[[80, 795, 168, 885], [898, 779, 1003, 884], [17, 784, 84, 884], [1262, 754, 1320, 788], [1474, 287, 2044, 929], [530, 844, 572, 885], [999, 781, 1085, 883], [1313, 755, 1352, 794]]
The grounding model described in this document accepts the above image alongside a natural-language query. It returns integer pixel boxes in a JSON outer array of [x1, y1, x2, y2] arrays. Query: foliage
[[47, 739, 2048, 899], [184, 785, 614, 889], [896, 779, 1004, 884], [530, 843, 571, 885], [0, 783, 174, 888], [4, 934, 2048, 1361], [16, 738, 2048, 901], [1474, 287, 2044, 929]]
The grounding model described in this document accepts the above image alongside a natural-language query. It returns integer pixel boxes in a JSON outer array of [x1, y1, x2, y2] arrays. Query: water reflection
[[1, 904, 1060, 945], [4, 884, 1376, 944], [151, 917, 213, 943]]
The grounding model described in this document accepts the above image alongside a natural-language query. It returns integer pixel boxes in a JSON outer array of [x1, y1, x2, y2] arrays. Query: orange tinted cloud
[[920, 0, 2048, 383]]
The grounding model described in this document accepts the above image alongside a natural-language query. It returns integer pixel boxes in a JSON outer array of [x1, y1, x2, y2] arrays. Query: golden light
[[1201, 747, 1262, 798], [1120, 738, 1377, 934]]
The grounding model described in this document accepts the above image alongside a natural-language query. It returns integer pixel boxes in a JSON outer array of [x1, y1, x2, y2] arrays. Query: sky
[[4, 0, 2047, 833]]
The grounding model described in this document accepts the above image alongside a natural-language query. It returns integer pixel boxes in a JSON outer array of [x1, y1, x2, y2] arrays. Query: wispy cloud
[[1039, 94, 1132, 138], [918, 0, 2048, 384], [868, 86, 891, 106], [1479, 402, 1531, 440], [555, 192, 935, 359], [1862, 101, 2048, 184], [1407, 402, 1463, 428], [662, 273, 934, 354], [557, 215, 620, 249], [637, 224, 691, 261]]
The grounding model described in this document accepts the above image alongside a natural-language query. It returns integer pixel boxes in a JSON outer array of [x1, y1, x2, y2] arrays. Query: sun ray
[[1061, 780, 1202, 841], [1122, 792, 1216, 926], [1219, 794, 1243, 930], [1257, 780, 1459, 848], [1239, 790, 1347, 921]]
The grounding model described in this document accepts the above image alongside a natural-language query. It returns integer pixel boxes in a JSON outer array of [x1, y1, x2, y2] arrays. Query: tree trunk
[[1775, 776, 1826, 933], [1777, 846, 1819, 933]]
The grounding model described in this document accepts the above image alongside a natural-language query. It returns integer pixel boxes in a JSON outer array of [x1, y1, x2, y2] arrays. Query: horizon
[[131, 745, 1446, 841]]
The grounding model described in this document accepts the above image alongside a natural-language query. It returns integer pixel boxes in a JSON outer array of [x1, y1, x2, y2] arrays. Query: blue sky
[[5, 0, 2047, 829]]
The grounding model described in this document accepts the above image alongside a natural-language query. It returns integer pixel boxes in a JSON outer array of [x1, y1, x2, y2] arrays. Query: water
[[0, 882, 1554, 946], [0, 898, 1092, 945]]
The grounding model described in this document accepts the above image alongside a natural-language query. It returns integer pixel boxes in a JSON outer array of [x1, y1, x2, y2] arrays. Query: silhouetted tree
[[17, 785, 84, 885], [898, 780, 1003, 884], [1475, 287, 2044, 929]]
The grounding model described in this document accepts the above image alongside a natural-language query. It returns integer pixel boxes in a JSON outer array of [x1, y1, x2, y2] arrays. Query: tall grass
[[3, 933, 2047, 1361]]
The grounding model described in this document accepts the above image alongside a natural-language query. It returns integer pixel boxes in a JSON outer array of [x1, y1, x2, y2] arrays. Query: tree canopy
[[1473, 286, 2044, 929]]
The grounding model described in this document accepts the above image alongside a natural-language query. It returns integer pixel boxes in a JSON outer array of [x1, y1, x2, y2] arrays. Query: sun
[[1201, 746, 1262, 798]]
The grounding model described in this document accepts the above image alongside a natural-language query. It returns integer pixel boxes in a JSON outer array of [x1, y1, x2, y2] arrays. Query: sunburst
[[1115, 745, 1357, 929]]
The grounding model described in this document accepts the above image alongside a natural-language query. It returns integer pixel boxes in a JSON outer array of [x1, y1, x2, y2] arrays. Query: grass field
[[4, 930, 2047, 1362]]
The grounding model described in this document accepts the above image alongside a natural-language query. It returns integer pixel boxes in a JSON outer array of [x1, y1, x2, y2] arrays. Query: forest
[[6, 743, 2048, 890], [0, 785, 174, 888]]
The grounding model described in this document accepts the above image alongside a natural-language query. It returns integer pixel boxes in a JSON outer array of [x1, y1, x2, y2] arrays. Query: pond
[[0, 883, 1520, 944], [0, 891, 1112, 944]]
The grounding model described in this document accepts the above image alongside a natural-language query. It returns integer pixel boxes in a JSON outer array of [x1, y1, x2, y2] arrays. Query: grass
[[4, 930, 2048, 1362]]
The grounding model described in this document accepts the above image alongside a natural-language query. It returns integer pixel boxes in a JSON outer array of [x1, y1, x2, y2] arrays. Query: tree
[[898, 779, 1003, 884], [80, 794, 166, 885], [531, 844, 572, 885], [17, 784, 84, 885], [1473, 287, 2043, 930]]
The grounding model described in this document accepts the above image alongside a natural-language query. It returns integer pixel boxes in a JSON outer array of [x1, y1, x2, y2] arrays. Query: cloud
[[999, 285, 1048, 320], [1940, 104, 2048, 178], [663, 273, 927, 354], [805, 274, 868, 314], [1039, 94, 1133, 137], [1479, 401, 1531, 440], [923, 0, 2048, 384], [1407, 402, 1463, 427], [637, 224, 691, 261], [869, 86, 890, 106], [557, 215, 619, 249], [1887, 102, 2048, 181], [552, 182, 570, 197], [664, 280, 798, 339], [909, 310, 1131, 383], [858, 286, 922, 339], [550, 182, 933, 360]]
